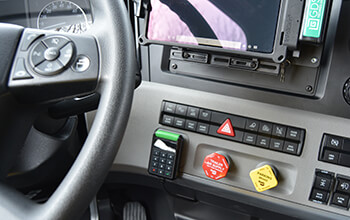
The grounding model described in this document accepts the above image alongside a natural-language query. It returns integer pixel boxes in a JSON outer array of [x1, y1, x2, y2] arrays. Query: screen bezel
[[139, 0, 303, 64]]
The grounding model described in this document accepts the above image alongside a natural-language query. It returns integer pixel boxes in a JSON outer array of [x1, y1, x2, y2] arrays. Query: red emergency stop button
[[202, 152, 230, 180]]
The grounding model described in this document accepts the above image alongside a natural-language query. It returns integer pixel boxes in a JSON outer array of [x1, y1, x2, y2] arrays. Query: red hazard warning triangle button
[[217, 119, 235, 137]]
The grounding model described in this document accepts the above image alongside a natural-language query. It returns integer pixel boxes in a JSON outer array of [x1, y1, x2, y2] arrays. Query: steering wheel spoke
[[8, 29, 99, 103]]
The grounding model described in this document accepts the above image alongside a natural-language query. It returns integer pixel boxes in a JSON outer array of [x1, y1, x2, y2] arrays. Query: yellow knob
[[249, 164, 278, 192]]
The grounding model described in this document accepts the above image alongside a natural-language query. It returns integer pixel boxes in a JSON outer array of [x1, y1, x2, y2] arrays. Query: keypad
[[149, 148, 175, 179]]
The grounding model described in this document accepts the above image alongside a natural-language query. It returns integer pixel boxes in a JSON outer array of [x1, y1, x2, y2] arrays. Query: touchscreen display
[[147, 0, 281, 53]]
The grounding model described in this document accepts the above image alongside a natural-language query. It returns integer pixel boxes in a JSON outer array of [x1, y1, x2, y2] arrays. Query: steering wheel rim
[[0, 0, 136, 219]]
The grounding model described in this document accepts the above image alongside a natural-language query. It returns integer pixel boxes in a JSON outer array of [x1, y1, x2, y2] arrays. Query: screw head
[[250, 62, 257, 68], [171, 63, 177, 69], [305, 85, 313, 92], [311, 57, 318, 64]]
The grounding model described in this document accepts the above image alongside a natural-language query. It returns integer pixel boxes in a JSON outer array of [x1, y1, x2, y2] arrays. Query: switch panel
[[309, 170, 350, 210], [160, 101, 305, 156], [319, 134, 350, 168], [309, 170, 334, 205]]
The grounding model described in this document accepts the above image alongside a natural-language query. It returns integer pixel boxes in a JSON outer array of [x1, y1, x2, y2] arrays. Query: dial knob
[[250, 164, 279, 192], [202, 152, 231, 180]]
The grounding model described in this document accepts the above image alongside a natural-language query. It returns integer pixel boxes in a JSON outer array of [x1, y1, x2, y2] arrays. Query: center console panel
[[92, 0, 350, 219]]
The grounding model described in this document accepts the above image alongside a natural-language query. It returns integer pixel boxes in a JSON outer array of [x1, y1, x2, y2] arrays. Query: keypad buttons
[[30, 42, 46, 66], [197, 123, 209, 134], [44, 47, 60, 61], [149, 167, 157, 174], [256, 136, 270, 148], [310, 189, 329, 204], [270, 139, 284, 151], [35, 60, 63, 76], [149, 142, 178, 180], [331, 193, 350, 208], [153, 149, 160, 156], [283, 141, 298, 155], [259, 122, 272, 135], [12, 58, 33, 80], [21, 32, 43, 51], [42, 36, 69, 49], [336, 178, 350, 194], [322, 150, 339, 164], [29, 36, 75, 76], [174, 118, 185, 128], [168, 154, 175, 160], [286, 127, 301, 141], [243, 133, 257, 145], [58, 43, 74, 66], [162, 115, 174, 126], [152, 156, 159, 162], [185, 120, 197, 131], [73, 55, 90, 72], [164, 102, 176, 114], [187, 107, 199, 119], [199, 109, 211, 121], [175, 104, 188, 116], [314, 176, 332, 191], [151, 162, 158, 167], [324, 135, 343, 149], [272, 124, 287, 137], [245, 120, 259, 132]]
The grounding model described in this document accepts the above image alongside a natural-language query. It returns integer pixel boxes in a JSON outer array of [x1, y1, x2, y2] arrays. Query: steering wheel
[[0, 0, 136, 219]]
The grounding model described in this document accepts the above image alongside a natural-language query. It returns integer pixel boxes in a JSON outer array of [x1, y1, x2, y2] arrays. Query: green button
[[303, 0, 326, 38], [155, 130, 180, 142]]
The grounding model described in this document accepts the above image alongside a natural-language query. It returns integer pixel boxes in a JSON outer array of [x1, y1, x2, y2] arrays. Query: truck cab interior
[[0, 0, 350, 219]]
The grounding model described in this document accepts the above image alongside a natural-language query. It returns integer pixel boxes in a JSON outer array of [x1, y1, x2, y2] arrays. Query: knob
[[249, 163, 279, 192], [343, 78, 350, 105], [202, 152, 231, 180]]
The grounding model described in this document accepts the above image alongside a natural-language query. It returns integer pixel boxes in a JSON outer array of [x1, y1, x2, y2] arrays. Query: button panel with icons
[[309, 170, 350, 210], [8, 29, 99, 103], [29, 36, 74, 76], [319, 134, 350, 167], [309, 170, 334, 204], [160, 101, 305, 156]]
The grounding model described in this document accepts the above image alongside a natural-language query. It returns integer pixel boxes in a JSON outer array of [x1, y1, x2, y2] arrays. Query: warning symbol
[[217, 119, 235, 137]]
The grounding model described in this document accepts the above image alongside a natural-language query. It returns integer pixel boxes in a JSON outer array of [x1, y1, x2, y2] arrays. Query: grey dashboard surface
[[138, 0, 350, 119], [87, 81, 350, 219]]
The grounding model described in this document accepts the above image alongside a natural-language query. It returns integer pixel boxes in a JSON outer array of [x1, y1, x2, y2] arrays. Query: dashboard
[[2, 0, 350, 219], [102, 0, 350, 219]]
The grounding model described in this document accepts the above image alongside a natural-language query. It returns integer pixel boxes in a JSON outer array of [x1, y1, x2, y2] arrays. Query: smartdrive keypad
[[148, 129, 184, 180], [160, 101, 305, 156], [149, 148, 176, 179]]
